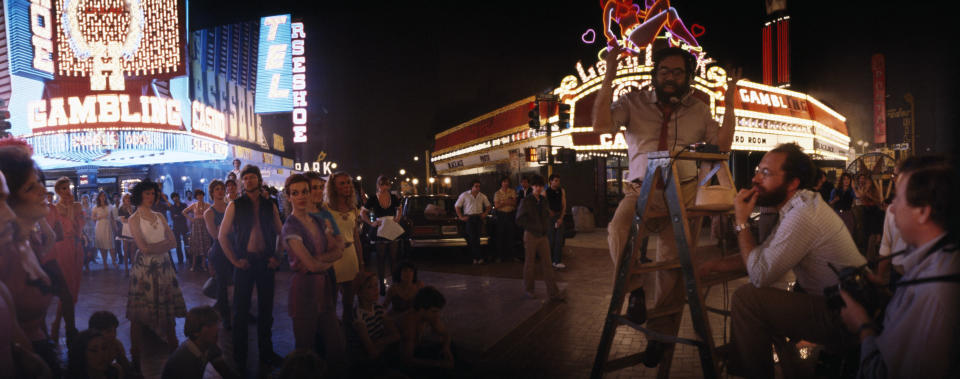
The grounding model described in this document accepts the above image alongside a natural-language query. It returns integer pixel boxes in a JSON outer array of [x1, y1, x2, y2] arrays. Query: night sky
[[190, 1, 958, 189]]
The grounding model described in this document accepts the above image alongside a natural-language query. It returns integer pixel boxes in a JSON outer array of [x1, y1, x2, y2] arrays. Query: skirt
[[126, 251, 187, 338], [188, 220, 212, 258]]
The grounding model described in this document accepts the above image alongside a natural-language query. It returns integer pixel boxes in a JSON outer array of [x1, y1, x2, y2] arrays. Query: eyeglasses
[[754, 167, 782, 179], [656, 67, 687, 78]]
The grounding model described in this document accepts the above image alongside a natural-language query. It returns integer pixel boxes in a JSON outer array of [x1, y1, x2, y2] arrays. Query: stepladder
[[591, 150, 747, 379]]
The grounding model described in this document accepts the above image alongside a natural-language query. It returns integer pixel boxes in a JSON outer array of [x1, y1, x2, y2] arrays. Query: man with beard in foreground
[[698, 143, 866, 378]]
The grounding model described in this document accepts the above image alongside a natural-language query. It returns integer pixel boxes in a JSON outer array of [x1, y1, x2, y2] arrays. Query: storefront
[[430, 42, 850, 222]]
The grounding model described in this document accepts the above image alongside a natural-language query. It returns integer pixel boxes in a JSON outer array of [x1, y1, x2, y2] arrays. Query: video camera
[[823, 261, 891, 322]]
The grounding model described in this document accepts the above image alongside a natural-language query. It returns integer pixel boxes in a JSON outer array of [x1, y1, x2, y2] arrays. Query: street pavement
[[48, 228, 759, 378]]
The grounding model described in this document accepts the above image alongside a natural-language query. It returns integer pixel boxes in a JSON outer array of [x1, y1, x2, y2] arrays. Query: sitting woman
[[383, 261, 425, 317], [399, 286, 455, 377], [349, 272, 400, 369], [67, 330, 123, 379]]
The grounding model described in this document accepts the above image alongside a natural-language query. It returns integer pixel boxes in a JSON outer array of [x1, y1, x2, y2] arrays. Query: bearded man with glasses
[[698, 143, 866, 378]]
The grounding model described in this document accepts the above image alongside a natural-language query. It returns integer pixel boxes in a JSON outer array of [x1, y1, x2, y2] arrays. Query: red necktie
[[657, 104, 674, 151]]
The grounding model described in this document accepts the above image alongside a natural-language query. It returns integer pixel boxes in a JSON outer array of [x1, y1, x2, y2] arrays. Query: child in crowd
[[383, 261, 425, 317], [67, 329, 122, 379], [88, 311, 135, 376], [350, 272, 401, 366], [399, 286, 455, 376], [161, 306, 237, 379]]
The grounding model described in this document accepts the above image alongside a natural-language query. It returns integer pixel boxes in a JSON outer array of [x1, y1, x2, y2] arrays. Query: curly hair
[[0, 146, 39, 206], [324, 172, 356, 210], [208, 179, 224, 199], [130, 179, 161, 207]]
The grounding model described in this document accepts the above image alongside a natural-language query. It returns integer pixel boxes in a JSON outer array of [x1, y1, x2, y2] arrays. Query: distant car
[[399, 194, 490, 249]]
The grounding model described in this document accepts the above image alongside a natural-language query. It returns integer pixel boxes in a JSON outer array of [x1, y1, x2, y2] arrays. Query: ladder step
[[629, 258, 682, 274], [603, 352, 647, 372], [614, 303, 685, 326]]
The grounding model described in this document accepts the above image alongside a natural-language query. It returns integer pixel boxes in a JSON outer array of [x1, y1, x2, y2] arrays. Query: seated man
[[839, 159, 959, 378], [162, 306, 238, 379], [88, 311, 134, 376], [698, 143, 866, 378]]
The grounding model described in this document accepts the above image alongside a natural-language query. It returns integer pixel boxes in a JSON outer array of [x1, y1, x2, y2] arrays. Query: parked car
[[398, 194, 490, 250]]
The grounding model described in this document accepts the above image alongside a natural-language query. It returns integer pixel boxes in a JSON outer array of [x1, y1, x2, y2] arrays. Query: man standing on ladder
[[592, 43, 739, 367]]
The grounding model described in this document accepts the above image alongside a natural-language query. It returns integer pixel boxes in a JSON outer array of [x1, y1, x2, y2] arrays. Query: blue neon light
[[7, 0, 55, 80], [254, 14, 293, 114]]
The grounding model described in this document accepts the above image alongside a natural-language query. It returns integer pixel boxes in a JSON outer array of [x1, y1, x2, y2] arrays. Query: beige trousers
[[607, 179, 699, 335]]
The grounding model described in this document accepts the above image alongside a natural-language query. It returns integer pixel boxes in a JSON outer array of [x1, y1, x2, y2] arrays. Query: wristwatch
[[734, 222, 750, 234]]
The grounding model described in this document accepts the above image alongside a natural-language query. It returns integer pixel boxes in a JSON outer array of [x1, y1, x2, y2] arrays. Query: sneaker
[[553, 262, 567, 269], [625, 287, 647, 324]]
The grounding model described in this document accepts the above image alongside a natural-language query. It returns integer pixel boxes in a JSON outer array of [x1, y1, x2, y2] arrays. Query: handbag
[[693, 160, 735, 211]]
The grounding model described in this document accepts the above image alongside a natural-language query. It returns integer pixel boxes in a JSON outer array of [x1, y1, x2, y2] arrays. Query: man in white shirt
[[699, 143, 865, 378], [455, 180, 490, 264], [840, 159, 959, 378]]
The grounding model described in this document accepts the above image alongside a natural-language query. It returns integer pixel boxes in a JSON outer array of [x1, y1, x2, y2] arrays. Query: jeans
[[547, 215, 564, 264], [208, 245, 232, 327], [172, 227, 188, 263], [465, 215, 483, 260], [495, 211, 516, 260], [232, 254, 276, 366]]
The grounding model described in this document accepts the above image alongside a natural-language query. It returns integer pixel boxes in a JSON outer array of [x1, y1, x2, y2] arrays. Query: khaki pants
[[606, 179, 698, 337], [523, 232, 560, 297]]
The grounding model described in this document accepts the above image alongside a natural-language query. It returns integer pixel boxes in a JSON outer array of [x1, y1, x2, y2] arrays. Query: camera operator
[[839, 160, 959, 378], [698, 143, 866, 378]]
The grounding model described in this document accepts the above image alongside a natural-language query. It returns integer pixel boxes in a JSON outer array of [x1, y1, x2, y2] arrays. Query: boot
[[640, 341, 666, 368], [626, 287, 647, 324]]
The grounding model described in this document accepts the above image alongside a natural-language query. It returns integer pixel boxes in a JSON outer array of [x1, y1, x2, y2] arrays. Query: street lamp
[[412, 178, 419, 185], [428, 177, 435, 184], [399, 169, 406, 176], [413, 156, 419, 161], [356, 176, 362, 181], [181, 176, 187, 181], [443, 177, 451, 185]]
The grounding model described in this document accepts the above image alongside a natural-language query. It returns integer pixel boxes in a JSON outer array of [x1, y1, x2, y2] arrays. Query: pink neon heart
[[690, 24, 705, 38], [582, 29, 596, 44]]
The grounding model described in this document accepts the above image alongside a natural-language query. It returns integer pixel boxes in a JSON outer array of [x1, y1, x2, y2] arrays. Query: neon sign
[[191, 101, 226, 140], [254, 14, 293, 113], [291, 21, 307, 143], [7, 0, 56, 79], [31, 0, 55, 75], [27, 95, 182, 130], [55, 0, 184, 79]]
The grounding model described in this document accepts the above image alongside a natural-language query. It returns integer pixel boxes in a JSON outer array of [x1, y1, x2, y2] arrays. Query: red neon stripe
[[762, 25, 772, 85], [783, 20, 790, 83]]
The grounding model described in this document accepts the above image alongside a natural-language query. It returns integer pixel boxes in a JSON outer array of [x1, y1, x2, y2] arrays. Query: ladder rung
[[603, 352, 647, 372], [613, 314, 703, 347], [629, 258, 682, 274]]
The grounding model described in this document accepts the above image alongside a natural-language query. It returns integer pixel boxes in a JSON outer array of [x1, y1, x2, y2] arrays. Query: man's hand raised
[[734, 187, 758, 225]]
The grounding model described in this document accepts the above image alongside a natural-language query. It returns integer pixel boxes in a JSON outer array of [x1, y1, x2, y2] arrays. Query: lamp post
[[428, 177, 435, 194]]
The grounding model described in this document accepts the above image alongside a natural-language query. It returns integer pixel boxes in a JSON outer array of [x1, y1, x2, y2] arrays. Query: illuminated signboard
[[6, 0, 55, 80], [254, 14, 293, 114], [54, 0, 186, 83], [291, 20, 307, 143]]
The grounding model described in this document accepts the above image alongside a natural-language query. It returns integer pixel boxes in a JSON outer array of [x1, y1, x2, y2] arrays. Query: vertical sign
[[254, 14, 293, 113], [291, 21, 307, 143], [871, 54, 886, 144]]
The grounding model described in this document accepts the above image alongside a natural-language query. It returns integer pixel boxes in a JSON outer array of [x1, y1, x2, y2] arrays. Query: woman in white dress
[[126, 179, 186, 370], [92, 191, 116, 269]]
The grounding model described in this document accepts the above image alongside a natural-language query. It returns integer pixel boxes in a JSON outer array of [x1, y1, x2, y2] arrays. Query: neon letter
[[68, 95, 98, 124]]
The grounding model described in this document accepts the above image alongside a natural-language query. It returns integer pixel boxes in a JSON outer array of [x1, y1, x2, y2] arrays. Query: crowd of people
[[0, 143, 462, 378]]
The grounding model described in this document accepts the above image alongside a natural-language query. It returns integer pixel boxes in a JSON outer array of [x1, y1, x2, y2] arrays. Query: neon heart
[[691, 24, 705, 38], [582, 29, 596, 44]]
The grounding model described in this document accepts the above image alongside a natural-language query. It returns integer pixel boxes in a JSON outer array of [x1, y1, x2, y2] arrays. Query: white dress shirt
[[746, 190, 867, 293], [455, 191, 490, 216]]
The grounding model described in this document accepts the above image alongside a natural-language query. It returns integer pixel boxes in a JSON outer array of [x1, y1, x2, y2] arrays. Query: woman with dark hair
[[0, 146, 61, 376], [830, 172, 857, 235], [281, 174, 345, 374], [126, 179, 186, 370], [67, 330, 122, 379], [383, 261, 425, 317], [361, 175, 402, 295], [203, 180, 233, 329], [183, 189, 211, 272], [93, 191, 117, 269]]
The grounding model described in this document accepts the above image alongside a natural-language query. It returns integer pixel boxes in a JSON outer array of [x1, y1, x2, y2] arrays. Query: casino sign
[[2, 0, 229, 168]]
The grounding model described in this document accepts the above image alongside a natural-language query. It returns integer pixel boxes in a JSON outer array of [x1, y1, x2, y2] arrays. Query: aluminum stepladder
[[591, 150, 745, 379]]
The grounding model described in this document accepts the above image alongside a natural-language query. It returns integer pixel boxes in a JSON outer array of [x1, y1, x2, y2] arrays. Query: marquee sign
[[291, 20, 307, 143]]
